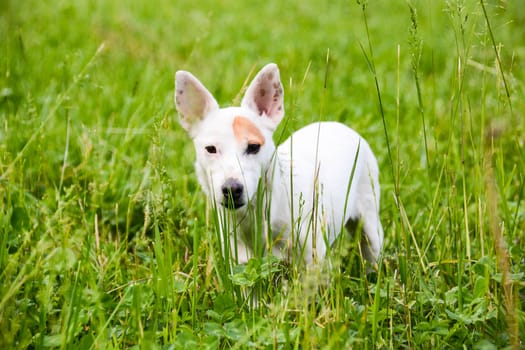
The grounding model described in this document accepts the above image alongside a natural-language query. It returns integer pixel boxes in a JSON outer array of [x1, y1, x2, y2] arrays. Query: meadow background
[[1, 0, 524, 348]]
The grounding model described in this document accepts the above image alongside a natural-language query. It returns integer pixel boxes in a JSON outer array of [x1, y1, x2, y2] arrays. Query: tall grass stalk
[[479, 0, 513, 114], [408, 3, 430, 170], [357, 1, 395, 186], [484, 146, 519, 349]]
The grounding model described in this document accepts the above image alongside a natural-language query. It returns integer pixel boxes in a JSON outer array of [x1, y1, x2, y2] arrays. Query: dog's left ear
[[241, 63, 284, 130], [175, 71, 219, 135]]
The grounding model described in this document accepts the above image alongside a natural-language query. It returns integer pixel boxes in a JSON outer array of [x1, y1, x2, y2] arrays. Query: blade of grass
[[479, 0, 513, 115], [357, 2, 395, 190]]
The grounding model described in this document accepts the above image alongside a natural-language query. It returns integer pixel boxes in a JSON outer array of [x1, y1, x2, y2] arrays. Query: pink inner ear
[[253, 75, 283, 118], [175, 71, 219, 133], [233, 116, 266, 145], [177, 77, 207, 118]]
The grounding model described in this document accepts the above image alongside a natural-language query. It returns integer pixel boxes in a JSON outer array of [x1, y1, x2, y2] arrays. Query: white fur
[[175, 63, 383, 266]]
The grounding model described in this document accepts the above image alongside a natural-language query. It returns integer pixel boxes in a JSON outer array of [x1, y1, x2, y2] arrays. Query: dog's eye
[[246, 143, 261, 155], [205, 145, 217, 154]]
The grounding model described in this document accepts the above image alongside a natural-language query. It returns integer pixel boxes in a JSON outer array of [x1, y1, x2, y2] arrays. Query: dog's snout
[[221, 179, 245, 209], [222, 179, 244, 199]]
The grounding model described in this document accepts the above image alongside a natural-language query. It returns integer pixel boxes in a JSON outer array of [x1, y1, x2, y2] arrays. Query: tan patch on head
[[233, 116, 265, 146]]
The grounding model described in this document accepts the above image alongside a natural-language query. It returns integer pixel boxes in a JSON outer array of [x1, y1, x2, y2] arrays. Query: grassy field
[[1, 0, 524, 348]]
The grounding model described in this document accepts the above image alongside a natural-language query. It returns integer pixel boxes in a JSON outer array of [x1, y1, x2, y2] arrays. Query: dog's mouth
[[221, 196, 246, 210]]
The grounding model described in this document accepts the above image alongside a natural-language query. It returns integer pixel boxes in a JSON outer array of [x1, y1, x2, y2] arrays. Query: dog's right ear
[[175, 71, 219, 134]]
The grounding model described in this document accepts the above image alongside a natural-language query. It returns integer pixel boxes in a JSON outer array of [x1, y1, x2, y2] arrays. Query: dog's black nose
[[221, 179, 245, 209]]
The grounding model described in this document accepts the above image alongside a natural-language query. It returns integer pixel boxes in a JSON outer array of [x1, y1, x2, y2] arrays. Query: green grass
[[1, 0, 524, 348]]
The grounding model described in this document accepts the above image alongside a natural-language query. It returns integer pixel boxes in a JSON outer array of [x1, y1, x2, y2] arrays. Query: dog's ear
[[175, 71, 219, 134], [241, 63, 284, 130]]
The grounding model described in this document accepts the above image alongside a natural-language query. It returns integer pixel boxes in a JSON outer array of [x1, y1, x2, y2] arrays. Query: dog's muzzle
[[221, 178, 245, 209]]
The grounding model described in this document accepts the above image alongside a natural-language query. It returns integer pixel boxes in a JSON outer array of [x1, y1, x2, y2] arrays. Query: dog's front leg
[[217, 213, 251, 264]]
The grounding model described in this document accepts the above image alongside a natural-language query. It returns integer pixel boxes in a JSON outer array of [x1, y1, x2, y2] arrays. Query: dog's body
[[175, 63, 383, 266]]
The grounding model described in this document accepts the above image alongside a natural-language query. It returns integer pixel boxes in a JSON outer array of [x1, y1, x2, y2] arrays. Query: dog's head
[[175, 63, 285, 210]]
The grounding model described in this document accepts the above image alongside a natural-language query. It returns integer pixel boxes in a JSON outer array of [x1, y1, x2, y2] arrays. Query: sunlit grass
[[1, 0, 524, 348]]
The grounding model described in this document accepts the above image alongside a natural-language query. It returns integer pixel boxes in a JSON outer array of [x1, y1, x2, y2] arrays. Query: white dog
[[175, 63, 383, 267]]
